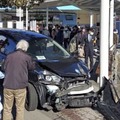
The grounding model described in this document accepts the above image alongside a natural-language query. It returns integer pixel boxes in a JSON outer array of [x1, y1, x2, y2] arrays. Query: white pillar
[[114, 12, 116, 29], [0, 22, 3, 28], [18, 7, 22, 22], [16, 7, 23, 29], [0, 14, 3, 28], [33, 20, 37, 31], [26, 7, 28, 30], [109, 0, 114, 50], [100, 0, 110, 87], [90, 12, 94, 28], [97, 14, 100, 23], [16, 21, 24, 29], [46, 7, 49, 29], [7, 21, 13, 28]]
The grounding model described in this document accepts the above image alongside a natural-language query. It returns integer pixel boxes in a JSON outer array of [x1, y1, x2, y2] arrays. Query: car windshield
[[27, 38, 70, 60]]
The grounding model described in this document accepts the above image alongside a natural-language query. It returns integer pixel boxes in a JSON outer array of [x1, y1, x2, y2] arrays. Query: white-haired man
[[2, 39, 35, 120]]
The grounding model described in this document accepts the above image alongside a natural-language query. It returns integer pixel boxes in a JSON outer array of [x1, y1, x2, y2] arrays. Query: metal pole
[[100, 0, 110, 87], [114, 12, 116, 29], [0, 13, 2, 21], [46, 7, 49, 29], [109, 0, 114, 50], [19, 7, 22, 22], [90, 12, 94, 28], [26, 7, 28, 30]]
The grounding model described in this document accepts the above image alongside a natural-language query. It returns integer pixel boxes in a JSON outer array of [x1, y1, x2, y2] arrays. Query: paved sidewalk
[[25, 109, 52, 120]]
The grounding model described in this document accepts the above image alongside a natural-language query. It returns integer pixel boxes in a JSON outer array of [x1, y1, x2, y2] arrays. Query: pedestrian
[[2, 40, 35, 120], [63, 26, 70, 49], [51, 28, 57, 40], [113, 29, 119, 46], [76, 29, 85, 57], [55, 26, 64, 46], [84, 28, 95, 70], [42, 26, 50, 37], [70, 25, 78, 41], [69, 28, 84, 56]]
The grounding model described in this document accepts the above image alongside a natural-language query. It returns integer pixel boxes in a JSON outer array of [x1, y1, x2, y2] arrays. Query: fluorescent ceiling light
[[57, 5, 80, 10]]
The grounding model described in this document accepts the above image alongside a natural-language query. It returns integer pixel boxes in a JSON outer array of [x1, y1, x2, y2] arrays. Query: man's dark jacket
[[3, 49, 35, 89]]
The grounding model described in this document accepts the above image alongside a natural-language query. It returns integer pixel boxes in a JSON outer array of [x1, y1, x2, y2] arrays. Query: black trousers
[[84, 47, 93, 70], [64, 38, 69, 49]]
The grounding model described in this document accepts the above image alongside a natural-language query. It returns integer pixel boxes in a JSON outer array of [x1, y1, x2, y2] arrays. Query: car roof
[[0, 28, 48, 42]]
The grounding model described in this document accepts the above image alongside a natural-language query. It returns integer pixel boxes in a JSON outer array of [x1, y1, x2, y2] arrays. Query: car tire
[[25, 83, 38, 111], [36, 83, 47, 108]]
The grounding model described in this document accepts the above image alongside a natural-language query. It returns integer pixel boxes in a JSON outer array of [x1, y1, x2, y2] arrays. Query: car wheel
[[36, 83, 47, 108], [25, 83, 38, 111]]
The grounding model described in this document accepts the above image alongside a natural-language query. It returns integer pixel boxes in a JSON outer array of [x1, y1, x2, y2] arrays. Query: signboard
[[16, 8, 23, 17]]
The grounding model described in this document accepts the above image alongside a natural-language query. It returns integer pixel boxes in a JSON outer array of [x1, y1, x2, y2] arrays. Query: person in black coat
[[55, 26, 64, 46], [70, 25, 78, 41], [84, 28, 95, 70]]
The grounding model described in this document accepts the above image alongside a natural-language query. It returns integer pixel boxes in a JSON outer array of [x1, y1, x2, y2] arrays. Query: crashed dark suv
[[0, 28, 94, 111]]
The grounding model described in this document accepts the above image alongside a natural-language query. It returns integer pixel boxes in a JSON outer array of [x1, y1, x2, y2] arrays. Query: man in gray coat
[[2, 40, 35, 120]]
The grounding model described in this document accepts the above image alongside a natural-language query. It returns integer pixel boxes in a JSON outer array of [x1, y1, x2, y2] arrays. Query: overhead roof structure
[[67, 0, 100, 12], [36, 0, 120, 14], [37, 0, 70, 8], [3, 0, 118, 16], [69, 0, 120, 14]]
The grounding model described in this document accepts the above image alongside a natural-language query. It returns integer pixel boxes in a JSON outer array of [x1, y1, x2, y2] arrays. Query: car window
[[4, 38, 16, 54], [27, 38, 70, 60], [0, 35, 16, 60]]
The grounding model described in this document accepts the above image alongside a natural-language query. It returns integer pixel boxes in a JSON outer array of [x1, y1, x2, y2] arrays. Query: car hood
[[37, 57, 89, 77]]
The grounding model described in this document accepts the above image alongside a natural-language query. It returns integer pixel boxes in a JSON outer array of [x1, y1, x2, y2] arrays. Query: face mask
[[82, 29, 85, 32], [90, 32, 94, 35]]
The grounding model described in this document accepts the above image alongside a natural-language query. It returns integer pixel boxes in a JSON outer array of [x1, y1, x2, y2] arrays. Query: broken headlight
[[38, 70, 62, 84]]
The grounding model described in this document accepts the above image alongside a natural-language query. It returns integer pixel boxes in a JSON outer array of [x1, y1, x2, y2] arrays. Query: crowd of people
[[36, 24, 101, 70], [36, 24, 119, 71]]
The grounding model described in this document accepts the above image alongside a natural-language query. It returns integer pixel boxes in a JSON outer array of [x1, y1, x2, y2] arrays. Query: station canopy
[[37, 0, 120, 14]]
